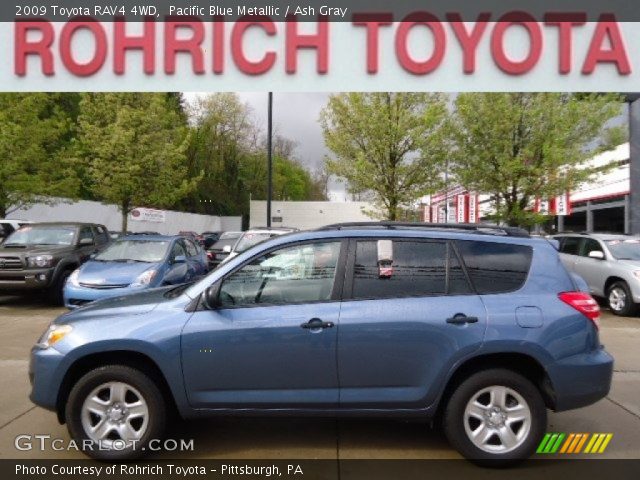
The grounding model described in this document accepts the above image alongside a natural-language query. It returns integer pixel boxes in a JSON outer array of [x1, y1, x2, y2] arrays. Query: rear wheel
[[607, 281, 637, 316], [65, 365, 166, 460], [443, 369, 546, 466]]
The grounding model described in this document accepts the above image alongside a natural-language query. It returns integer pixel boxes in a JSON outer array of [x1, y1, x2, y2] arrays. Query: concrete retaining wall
[[7, 199, 242, 234]]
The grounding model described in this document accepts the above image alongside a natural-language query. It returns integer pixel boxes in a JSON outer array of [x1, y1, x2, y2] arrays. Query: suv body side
[[30, 229, 612, 423]]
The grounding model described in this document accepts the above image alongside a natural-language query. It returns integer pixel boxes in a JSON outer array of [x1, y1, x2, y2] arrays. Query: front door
[[182, 240, 345, 408]]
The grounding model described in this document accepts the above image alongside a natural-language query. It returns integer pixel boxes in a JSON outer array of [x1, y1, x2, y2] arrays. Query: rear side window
[[352, 240, 449, 299], [456, 241, 532, 294]]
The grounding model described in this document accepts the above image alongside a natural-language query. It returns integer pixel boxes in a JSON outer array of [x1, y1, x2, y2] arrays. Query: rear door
[[337, 238, 487, 409], [557, 236, 582, 272], [572, 238, 607, 296]]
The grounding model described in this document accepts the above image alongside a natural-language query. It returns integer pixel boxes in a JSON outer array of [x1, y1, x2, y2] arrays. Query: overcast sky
[[184, 92, 350, 199]]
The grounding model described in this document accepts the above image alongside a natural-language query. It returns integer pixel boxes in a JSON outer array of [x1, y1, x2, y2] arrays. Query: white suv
[[554, 233, 640, 316], [219, 227, 297, 266]]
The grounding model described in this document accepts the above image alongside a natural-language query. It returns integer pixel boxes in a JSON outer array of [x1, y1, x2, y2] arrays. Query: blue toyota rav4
[[29, 223, 613, 465]]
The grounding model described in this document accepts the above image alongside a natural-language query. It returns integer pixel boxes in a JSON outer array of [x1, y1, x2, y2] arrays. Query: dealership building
[[423, 142, 633, 234]]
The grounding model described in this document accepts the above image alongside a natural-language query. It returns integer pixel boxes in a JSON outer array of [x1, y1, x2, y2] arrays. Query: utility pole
[[267, 92, 273, 227], [628, 94, 640, 235]]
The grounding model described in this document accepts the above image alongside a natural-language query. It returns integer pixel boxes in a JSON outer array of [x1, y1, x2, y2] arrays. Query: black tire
[[65, 365, 167, 460], [443, 369, 546, 467], [47, 268, 73, 306], [607, 281, 638, 317]]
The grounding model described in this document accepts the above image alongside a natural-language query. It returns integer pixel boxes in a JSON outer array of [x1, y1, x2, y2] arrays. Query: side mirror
[[173, 254, 186, 264], [79, 237, 94, 246], [203, 282, 221, 310], [588, 251, 605, 260]]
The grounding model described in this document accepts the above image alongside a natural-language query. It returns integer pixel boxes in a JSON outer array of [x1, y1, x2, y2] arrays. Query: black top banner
[[6, 0, 640, 22]]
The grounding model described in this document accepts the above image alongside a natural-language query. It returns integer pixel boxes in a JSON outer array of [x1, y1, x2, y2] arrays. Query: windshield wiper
[[110, 258, 149, 263]]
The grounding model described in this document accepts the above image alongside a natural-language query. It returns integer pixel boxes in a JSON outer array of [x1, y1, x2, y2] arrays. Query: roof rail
[[316, 222, 530, 238]]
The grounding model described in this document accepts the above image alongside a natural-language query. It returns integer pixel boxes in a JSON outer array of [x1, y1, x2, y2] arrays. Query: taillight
[[558, 291, 601, 329]]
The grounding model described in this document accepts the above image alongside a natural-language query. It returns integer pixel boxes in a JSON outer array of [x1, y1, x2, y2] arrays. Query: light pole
[[267, 92, 273, 227]]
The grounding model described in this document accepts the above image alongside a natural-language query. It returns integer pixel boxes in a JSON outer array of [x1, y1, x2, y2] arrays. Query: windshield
[[220, 232, 241, 240], [235, 232, 276, 253], [606, 238, 640, 260], [4, 226, 76, 246], [95, 240, 169, 263]]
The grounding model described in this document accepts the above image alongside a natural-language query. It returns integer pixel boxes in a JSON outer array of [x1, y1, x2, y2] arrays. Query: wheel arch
[[604, 276, 626, 295], [436, 352, 556, 419], [55, 350, 179, 424]]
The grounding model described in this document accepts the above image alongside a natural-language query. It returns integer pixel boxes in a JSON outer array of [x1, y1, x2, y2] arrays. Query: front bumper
[[63, 283, 141, 309], [0, 267, 55, 291], [29, 345, 67, 412], [547, 347, 614, 411]]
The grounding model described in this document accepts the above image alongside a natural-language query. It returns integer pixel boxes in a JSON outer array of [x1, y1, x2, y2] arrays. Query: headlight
[[130, 269, 157, 288], [27, 255, 55, 268], [634, 271, 640, 279], [68, 269, 80, 287], [37, 324, 72, 349]]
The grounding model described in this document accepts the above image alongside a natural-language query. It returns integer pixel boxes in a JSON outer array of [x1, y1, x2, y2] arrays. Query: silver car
[[554, 233, 640, 316]]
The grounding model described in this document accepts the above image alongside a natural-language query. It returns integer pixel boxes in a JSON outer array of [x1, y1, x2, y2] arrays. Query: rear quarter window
[[455, 240, 532, 294]]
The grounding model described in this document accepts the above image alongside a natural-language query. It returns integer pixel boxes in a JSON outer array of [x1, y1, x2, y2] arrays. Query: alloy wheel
[[609, 287, 627, 312], [80, 381, 149, 448], [463, 385, 532, 454]]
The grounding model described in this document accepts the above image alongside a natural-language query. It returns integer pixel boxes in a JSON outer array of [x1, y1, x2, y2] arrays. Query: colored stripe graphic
[[537, 433, 552, 453], [538, 433, 613, 454]]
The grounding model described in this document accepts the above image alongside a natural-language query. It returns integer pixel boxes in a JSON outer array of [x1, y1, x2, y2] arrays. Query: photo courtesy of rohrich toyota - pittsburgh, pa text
[[1, 1, 640, 479]]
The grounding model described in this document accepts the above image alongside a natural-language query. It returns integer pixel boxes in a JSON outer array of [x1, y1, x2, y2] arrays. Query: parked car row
[[0, 221, 242, 307]]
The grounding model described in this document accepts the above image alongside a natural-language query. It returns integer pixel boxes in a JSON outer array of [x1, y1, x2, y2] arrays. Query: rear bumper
[[547, 347, 614, 411], [0, 268, 55, 291]]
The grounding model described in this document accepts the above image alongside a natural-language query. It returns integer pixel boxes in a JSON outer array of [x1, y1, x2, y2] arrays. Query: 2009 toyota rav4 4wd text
[[29, 223, 613, 465]]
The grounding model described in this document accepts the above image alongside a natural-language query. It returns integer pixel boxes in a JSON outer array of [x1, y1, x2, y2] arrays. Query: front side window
[[580, 239, 603, 257], [171, 242, 187, 260], [219, 242, 341, 307], [78, 227, 94, 244], [559, 237, 581, 255], [352, 240, 448, 299], [184, 239, 198, 257]]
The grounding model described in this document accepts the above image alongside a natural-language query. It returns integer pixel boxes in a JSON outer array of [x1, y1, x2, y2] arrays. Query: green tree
[[320, 92, 448, 220], [0, 93, 80, 218], [76, 93, 198, 232], [449, 93, 624, 227], [180, 93, 255, 216], [180, 93, 323, 216]]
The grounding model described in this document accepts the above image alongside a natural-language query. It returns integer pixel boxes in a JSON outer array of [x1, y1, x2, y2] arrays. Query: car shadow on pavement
[[0, 295, 57, 309], [156, 417, 453, 459]]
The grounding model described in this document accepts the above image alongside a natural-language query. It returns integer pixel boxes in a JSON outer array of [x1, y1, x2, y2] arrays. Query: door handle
[[446, 314, 479, 325], [300, 318, 334, 330]]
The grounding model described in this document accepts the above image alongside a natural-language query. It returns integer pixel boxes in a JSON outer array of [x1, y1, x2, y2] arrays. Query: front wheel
[[443, 369, 546, 466], [65, 365, 166, 460], [607, 281, 638, 316]]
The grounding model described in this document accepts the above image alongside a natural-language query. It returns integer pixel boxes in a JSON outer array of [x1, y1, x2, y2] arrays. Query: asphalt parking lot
[[0, 295, 639, 460]]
